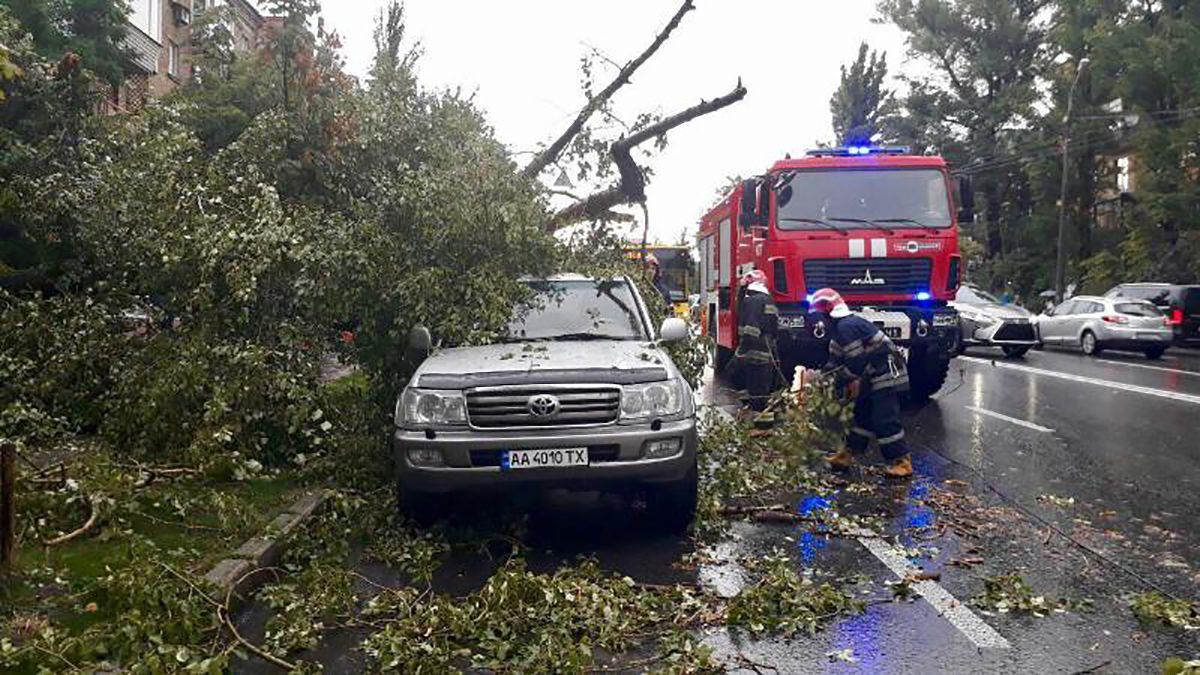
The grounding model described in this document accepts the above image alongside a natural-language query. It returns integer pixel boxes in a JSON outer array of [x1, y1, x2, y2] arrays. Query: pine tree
[[829, 42, 895, 146]]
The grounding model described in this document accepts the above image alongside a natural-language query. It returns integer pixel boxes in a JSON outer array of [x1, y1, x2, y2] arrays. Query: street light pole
[[1055, 58, 1090, 303]]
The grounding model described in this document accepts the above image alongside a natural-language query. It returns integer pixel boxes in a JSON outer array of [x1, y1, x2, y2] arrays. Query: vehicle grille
[[469, 445, 620, 468], [803, 258, 932, 295], [993, 322, 1036, 342], [466, 387, 620, 429]]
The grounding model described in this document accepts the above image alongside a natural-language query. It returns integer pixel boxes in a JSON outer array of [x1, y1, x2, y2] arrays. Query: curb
[[202, 489, 332, 608]]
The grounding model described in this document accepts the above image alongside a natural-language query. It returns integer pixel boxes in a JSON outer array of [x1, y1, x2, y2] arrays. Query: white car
[[950, 285, 1039, 358], [1036, 295, 1173, 359]]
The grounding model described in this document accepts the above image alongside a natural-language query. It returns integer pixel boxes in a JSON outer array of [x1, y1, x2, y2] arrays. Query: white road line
[[965, 406, 1054, 433], [1096, 359, 1200, 377], [958, 356, 1200, 406], [704, 401, 1010, 649], [859, 536, 1011, 650]]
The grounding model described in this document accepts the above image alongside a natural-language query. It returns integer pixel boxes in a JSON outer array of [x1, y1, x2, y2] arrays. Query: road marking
[[859, 536, 1011, 649], [959, 356, 1200, 406], [1096, 359, 1200, 377], [705, 403, 1009, 650], [965, 406, 1053, 433]]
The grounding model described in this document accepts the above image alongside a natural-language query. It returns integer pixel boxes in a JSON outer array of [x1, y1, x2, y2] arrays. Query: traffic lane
[[960, 347, 1200, 397], [913, 361, 1200, 596]]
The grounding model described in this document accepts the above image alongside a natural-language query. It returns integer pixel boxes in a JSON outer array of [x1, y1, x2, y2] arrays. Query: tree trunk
[[983, 177, 1003, 259]]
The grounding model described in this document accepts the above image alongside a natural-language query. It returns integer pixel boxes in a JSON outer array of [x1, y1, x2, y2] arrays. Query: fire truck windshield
[[775, 168, 952, 231]]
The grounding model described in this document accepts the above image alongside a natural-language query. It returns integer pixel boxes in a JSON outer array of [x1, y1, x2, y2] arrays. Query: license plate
[[501, 448, 588, 471], [875, 323, 902, 339]]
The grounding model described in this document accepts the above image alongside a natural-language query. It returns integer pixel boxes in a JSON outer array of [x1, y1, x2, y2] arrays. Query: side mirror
[[740, 179, 760, 228], [659, 317, 688, 343], [957, 176, 976, 224], [407, 325, 432, 360]]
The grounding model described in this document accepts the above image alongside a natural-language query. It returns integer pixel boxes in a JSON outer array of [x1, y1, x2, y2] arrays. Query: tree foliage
[[875, 0, 1200, 297], [0, 0, 130, 86], [830, 42, 897, 146]]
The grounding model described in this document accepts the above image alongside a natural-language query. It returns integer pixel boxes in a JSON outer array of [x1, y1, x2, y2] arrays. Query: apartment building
[[111, 0, 265, 112]]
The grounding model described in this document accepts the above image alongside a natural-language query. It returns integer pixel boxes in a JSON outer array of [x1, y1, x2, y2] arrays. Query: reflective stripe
[[830, 341, 845, 356], [740, 350, 773, 364], [739, 325, 762, 338], [764, 305, 779, 315], [879, 430, 906, 445], [851, 426, 876, 439], [872, 376, 909, 390], [842, 338, 865, 355]]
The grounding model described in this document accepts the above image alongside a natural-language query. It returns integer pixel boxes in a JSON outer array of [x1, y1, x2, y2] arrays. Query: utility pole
[[1055, 57, 1090, 303]]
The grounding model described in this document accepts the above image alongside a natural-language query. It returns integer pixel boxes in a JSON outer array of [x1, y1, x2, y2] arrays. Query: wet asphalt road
[[236, 345, 1200, 673]]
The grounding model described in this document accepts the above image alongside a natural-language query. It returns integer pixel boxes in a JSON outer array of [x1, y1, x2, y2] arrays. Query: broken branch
[[43, 497, 98, 547], [522, 0, 696, 179], [549, 81, 748, 229]]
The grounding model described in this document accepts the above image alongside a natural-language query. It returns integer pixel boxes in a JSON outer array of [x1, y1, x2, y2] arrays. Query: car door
[[1068, 300, 1104, 345], [1040, 300, 1074, 343]]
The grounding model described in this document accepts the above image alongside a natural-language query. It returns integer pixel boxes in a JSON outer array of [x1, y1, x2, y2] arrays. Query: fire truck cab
[[697, 146, 972, 400]]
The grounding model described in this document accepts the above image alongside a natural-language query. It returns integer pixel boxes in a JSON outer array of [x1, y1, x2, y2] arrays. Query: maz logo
[[850, 270, 886, 286]]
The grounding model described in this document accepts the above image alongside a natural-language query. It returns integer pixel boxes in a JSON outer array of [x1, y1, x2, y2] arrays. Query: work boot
[[883, 454, 913, 479], [827, 448, 856, 472]]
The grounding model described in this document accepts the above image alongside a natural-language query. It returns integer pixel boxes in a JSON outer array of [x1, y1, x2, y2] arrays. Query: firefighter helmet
[[739, 269, 768, 288], [810, 288, 851, 318]]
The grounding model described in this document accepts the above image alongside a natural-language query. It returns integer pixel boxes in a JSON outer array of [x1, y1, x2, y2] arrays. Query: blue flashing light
[[916, 291, 932, 301], [806, 145, 913, 158]]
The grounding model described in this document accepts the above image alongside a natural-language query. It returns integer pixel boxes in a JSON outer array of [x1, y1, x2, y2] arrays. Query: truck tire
[[907, 348, 950, 402], [645, 463, 698, 533], [715, 345, 735, 374]]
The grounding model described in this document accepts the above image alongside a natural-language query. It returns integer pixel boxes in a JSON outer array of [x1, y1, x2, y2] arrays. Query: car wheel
[[1081, 331, 1101, 356], [645, 463, 698, 532], [1145, 347, 1166, 360], [1002, 345, 1030, 359]]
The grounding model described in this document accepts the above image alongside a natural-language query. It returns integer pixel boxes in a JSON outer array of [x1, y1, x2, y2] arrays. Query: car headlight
[[396, 388, 467, 428], [620, 380, 684, 421]]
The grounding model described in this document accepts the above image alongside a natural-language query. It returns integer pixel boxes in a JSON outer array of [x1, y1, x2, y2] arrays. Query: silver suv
[[1036, 295, 1172, 359], [393, 275, 698, 528]]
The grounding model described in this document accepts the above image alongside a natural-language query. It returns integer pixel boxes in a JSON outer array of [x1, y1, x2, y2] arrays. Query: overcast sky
[[306, 1, 911, 243]]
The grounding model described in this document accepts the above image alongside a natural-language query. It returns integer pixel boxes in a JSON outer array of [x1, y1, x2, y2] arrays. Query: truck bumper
[[775, 304, 959, 366], [393, 417, 699, 495]]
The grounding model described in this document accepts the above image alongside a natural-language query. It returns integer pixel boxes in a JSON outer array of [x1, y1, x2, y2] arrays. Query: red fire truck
[[697, 146, 973, 400]]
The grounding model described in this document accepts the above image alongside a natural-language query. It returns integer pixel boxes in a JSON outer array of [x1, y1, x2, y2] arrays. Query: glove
[[845, 379, 862, 401]]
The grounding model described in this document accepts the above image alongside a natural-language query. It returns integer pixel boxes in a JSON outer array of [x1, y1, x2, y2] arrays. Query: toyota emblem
[[527, 394, 560, 418]]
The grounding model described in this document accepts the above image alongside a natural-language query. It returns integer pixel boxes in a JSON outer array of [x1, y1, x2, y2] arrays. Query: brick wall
[[147, 0, 194, 98]]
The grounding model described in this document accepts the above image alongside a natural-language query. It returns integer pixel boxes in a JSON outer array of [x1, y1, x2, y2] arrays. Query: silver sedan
[[1036, 295, 1173, 359], [950, 285, 1039, 358]]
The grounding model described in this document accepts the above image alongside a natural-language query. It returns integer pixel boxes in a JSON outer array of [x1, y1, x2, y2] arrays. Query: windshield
[[506, 280, 646, 341], [1116, 302, 1163, 317], [956, 286, 1000, 305], [775, 168, 952, 231]]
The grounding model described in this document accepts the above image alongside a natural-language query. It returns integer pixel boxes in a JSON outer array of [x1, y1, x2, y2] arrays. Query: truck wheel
[[645, 463, 698, 533], [907, 349, 950, 402], [715, 345, 735, 374]]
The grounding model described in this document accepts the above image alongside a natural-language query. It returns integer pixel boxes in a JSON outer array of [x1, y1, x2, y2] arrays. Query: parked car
[[393, 275, 698, 529], [1036, 295, 1172, 359], [949, 284, 1039, 358], [1104, 283, 1200, 346]]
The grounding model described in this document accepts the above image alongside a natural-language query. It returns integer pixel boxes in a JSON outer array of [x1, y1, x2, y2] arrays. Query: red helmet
[[810, 288, 851, 318], [739, 269, 768, 288]]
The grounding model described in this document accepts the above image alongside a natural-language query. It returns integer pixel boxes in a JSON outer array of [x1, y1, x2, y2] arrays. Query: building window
[[167, 40, 181, 78], [129, 0, 163, 43], [1117, 156, 1132, 193]]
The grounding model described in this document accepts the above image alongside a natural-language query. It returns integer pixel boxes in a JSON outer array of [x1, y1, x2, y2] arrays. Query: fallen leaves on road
[[969, 573, 1084, 617], [1131, 591, 1200, 631]]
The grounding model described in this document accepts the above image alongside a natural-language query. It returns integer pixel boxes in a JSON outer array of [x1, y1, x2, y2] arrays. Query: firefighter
[[736, 270, 779, 424], [810, 288, 913, 479]]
